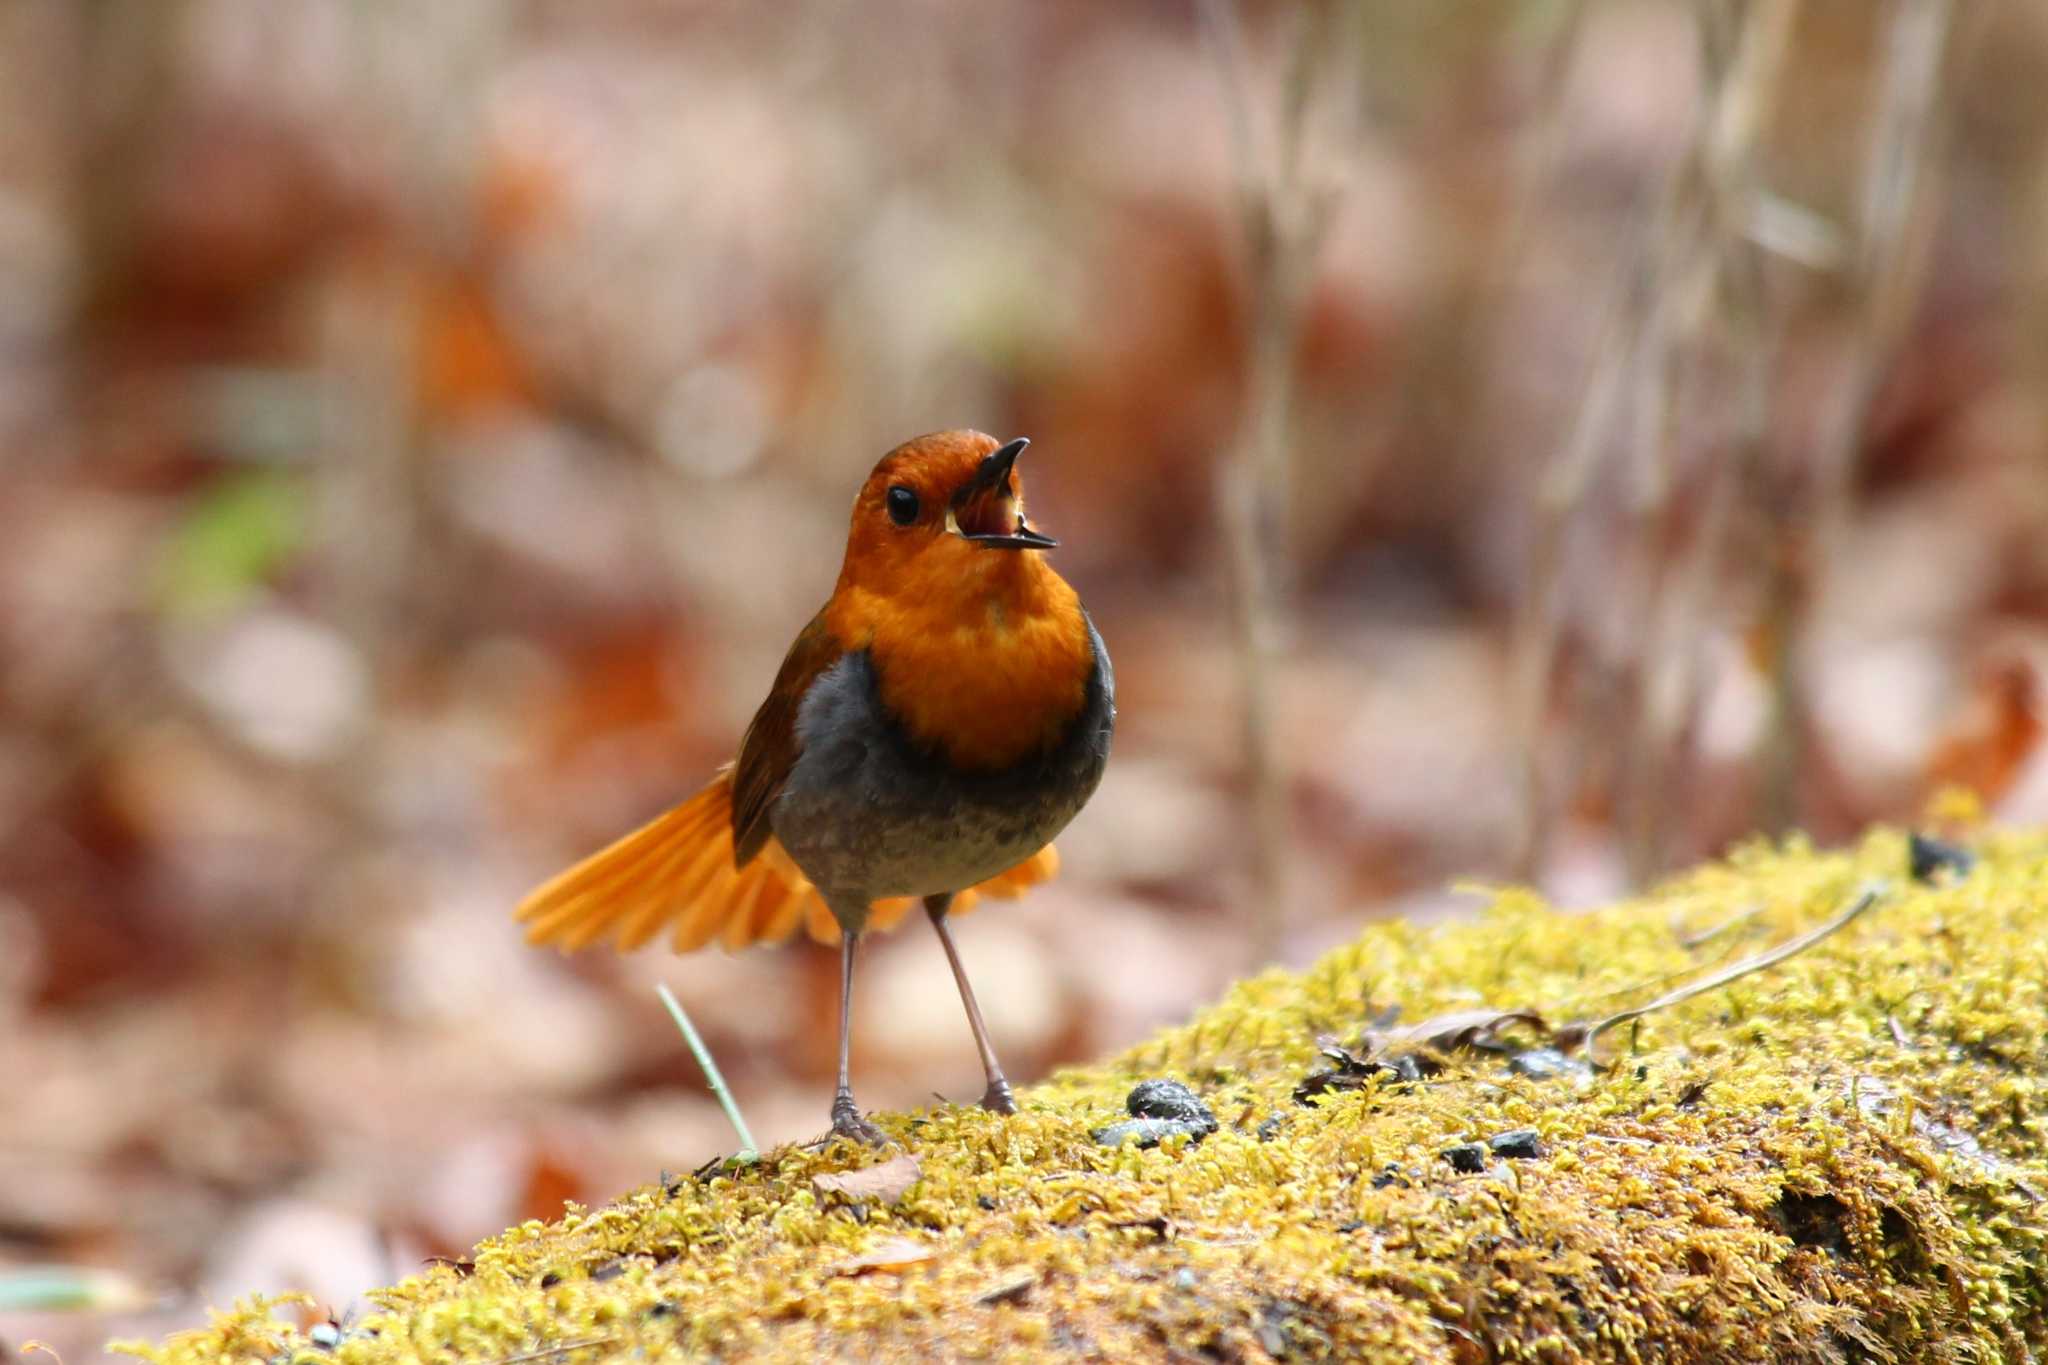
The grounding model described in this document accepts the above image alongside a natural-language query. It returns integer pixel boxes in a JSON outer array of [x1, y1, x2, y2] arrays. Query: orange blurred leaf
[[811, 1155, 922, 1207], [834, 1237, 938, 1276]]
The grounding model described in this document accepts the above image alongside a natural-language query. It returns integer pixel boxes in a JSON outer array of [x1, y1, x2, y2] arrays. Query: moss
[[125, 825, 2048, 1362]]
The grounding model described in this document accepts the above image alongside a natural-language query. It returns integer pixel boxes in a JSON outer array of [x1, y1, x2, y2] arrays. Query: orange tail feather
[[517, 770, 1067, 953]]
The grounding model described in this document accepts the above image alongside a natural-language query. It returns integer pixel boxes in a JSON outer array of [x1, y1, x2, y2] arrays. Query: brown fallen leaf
[[1301, 1008, 1552, 1095], [975, 1273, 1037, 1306], [1378, 1008, 1547, 1052], [834, 1237, 939, 1276], [812, 1154, 923, 1206]]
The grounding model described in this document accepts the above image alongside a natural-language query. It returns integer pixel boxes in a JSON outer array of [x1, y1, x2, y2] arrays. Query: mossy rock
[[127, 825, 2048, 1363]]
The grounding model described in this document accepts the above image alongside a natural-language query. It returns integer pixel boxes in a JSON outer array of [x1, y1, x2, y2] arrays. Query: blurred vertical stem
[[1510, 0, 1796, 880], [1756, 0, 1951, 833], [2026, 30, 2048, 536], [70, 0, 189, 328], [1198, 0, 1352, 964], [1618, 0, 1797, 883]]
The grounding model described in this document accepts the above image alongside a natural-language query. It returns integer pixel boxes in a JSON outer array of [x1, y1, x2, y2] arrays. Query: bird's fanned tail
[[515, 768, 1060, 953]]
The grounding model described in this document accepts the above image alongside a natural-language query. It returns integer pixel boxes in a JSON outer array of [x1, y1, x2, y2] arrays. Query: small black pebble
[[1335, 1219, 1365, 1234], [1488, 1128, 1544, 1159], [1092, 1116, 1209, 1149], [649, 1303, 676, 1320], [1909, 831, 1975, 884], [1443, 1142, 1488, 1173], [978, 1194, 997, 1211], [1256, 1114, 1286, 1142], [1371, 1165, 1409, 1189], [539, 1272, 562, 1289], [1126, 1078, 1218, 1133]]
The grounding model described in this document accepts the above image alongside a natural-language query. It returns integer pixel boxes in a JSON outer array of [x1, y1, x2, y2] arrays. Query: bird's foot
[[979, 1079, 1018, 1116], [822, 1091, 890, 1149]]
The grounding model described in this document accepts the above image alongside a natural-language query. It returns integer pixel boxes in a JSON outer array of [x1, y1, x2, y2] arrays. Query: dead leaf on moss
[[811, 1154, 922, 1206], [1379, 1008, 1547, 1053], [975, 1273, 1037, 1306], [1298, 1010, 1549, 1099], [834, 1237, 938, 1276], [1366, 1009, 1547, 1075]]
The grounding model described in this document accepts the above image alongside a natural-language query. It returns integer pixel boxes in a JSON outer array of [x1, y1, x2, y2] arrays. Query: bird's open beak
[[950, 437, 1059, 550]]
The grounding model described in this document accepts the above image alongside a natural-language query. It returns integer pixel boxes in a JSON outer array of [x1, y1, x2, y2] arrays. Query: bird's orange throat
[[828, 551, 1092, 772]]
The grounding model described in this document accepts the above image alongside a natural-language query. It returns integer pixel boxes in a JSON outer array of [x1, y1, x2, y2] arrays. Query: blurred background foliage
[[5, 0, 2048, 1355]]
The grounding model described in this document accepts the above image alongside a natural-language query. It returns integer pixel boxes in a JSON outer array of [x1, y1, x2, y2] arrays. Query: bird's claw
[[825, 1092, 890, 1148], [980, 1079, 1018, 1116]]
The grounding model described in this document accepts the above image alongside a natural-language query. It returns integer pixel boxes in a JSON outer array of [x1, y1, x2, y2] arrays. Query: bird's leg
[[924, 893, 1018, 1115], [827, 929, 888, 1147]]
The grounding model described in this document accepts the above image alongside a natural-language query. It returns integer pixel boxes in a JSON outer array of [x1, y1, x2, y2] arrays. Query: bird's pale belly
[[772, 624, 1114, 925]]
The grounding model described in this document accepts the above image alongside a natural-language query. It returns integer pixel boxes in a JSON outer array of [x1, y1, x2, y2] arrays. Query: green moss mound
[[129, 826, 2048, 1362]]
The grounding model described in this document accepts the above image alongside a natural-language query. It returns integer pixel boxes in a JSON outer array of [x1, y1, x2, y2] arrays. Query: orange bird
[[517, 432, 1114, 1145]]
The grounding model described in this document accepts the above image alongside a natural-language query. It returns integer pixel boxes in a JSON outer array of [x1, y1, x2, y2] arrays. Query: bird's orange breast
[[828, 557, 1094, 772]]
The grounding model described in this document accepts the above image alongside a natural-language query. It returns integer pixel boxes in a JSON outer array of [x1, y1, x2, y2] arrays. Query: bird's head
[[835, 430, 1060, 603], [828, 430, 1092, 768]]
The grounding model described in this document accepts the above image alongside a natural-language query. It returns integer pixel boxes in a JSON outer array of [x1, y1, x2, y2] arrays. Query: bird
[[516, 431, 1114, 1146]]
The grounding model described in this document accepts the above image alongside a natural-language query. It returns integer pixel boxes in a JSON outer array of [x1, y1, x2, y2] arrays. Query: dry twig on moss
[[1563, 880, 1889, 1051]]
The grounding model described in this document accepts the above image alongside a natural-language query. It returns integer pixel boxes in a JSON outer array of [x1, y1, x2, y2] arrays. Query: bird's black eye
[[886, 485, 920, 526]]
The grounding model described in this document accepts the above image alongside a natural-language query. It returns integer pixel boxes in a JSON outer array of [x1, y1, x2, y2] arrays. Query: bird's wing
[[731, 606, 847, 868]]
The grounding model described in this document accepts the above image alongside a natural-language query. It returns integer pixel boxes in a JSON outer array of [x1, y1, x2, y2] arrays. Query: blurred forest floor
[[5, 1, 2048, 1358]]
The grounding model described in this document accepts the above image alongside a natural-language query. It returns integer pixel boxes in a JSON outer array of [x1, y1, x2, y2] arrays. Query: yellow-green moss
[[127, 826, 2048, 1362]]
